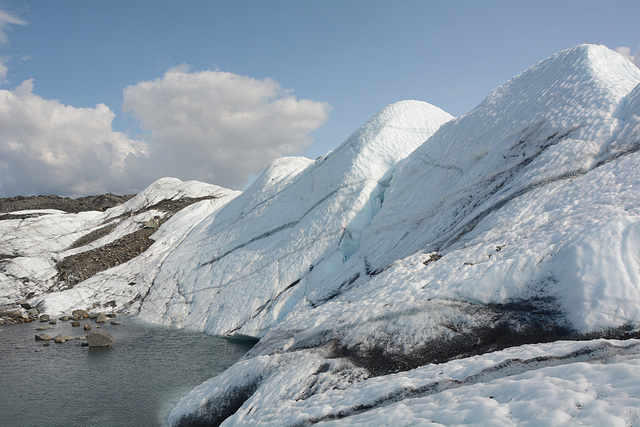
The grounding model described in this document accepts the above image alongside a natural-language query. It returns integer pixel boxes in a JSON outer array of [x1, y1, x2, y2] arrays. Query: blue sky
[[0, 0, 639, 196]]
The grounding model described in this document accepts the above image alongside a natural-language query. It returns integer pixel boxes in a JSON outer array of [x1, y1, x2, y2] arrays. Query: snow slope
[[163, 45, 640, 425]]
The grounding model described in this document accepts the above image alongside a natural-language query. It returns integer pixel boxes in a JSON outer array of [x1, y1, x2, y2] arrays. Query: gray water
[[0, 316, 255, 426]]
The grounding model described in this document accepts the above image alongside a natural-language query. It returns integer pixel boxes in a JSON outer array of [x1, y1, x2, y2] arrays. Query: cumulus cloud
[[122, 67, 330, 189], [0, 68, 330, 196], [615, 45, 640, 68], [0, 8, 329, 196], [0, 79, 148, 196]]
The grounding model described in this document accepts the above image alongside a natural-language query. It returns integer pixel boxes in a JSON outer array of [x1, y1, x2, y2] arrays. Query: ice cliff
[[3, 44, 640, 426]]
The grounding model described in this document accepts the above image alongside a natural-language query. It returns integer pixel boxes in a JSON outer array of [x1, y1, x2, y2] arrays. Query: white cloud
[[122, 67, 330, 189], [0, 8, 26, 84], [615, 44, 640, 68], [0, 68, 330, 196], [0, 8, 25, 46], [0, 7, 329, 196], [0, 79, 148, 196]]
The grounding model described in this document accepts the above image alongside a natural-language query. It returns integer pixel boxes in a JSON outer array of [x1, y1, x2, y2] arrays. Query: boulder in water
[[86, 330, 114, 348], [35, 333, 52, 341]]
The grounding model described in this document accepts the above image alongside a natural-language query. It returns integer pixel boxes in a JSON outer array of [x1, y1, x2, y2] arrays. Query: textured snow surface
[[168, 339, 640, 426]]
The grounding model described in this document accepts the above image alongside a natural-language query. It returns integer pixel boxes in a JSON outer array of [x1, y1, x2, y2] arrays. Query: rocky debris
[[106, 313, 117, 318], [35, 333, 52, 341], [59, 316, 70, 321], [0, 193, 133, 214], [49, 320, 56, 325], [54, 197, 221, 291], [27, 308, 39, 317], [84, 324, 91, 331], [3, 192, 221, 304], [39, 314, 50, 322], [56, 227, 158, 288], [110, 321, 121, 326], [71, 321, 80, 327], [0, 309, 38, 325], [67, 222, 119, 250], [72, 309, 89, 320], [35, 326, 49, 331], [86, 330, 114, 348], [95, 313, 108, 324]]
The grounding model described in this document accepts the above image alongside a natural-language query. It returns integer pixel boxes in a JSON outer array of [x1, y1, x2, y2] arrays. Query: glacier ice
[[134, 100, 454, 337], [164, 45, 640, 425]]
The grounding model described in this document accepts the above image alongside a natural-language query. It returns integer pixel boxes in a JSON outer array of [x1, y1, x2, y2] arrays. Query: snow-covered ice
[[163, 45, 640, 425], [134, 100, 453, 337]]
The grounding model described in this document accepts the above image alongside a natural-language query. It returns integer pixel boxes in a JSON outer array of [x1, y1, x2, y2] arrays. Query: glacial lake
[[0, 316, 255, 426]]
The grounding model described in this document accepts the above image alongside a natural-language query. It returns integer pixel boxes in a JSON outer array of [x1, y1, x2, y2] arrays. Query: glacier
[[3, 44, 640, 426]]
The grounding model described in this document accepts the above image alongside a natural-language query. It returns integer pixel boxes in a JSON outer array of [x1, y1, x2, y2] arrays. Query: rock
[[49, 320, 57, 325], [18, 300, 32, 309], [84, 324, 91, 331], [39, 314, 50, 322], [27, 308, 39, 316], [72, 309, 89, 319], [36, 326, 49, 331], [86, 330, 114, 348], [53, 335, 72, 343], [59, 316, 70, 321], [106, 313, 117, 318], [71, 321, 81, 327], [142, 217, 160, 229], [110, 321, 121, 326], [35, 333, 52, 341], [43, 342, 50, 346], [95, 313, 108, 324]]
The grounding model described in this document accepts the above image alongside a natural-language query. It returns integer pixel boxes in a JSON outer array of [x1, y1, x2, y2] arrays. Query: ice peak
[[481, 44, 640, 116]]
